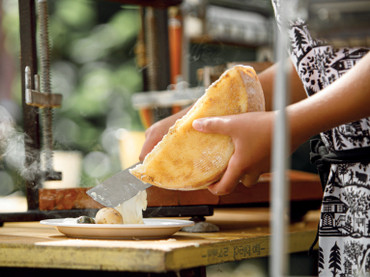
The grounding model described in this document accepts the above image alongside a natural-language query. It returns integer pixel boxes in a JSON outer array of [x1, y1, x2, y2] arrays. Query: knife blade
[[86, 162, 151, 207]]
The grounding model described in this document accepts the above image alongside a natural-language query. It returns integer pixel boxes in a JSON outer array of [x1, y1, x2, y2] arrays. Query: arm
[[139, 60, 306, 161], [259, 59, 307, 111], [288, 52, 370, 150], [193, 52, 370, 195]]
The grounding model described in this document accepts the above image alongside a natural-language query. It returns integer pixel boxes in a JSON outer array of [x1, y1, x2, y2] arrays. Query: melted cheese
[[115, 190, 148, 224]]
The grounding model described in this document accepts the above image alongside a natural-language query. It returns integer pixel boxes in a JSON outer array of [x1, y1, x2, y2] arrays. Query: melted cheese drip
[[115, 190, 147, 224]]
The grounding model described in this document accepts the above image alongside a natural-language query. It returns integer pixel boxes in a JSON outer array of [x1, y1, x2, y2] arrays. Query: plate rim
[[40, 218, 195, 229]]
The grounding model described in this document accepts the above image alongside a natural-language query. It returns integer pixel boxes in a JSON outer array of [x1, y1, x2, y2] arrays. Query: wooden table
[[0, 208, 320, 276]]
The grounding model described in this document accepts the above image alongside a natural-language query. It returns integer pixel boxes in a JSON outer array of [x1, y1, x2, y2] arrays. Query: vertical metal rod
[[144, 7, 171, 92], [270, 15, 291, 277], [144, 7, 172, 122], [19, 0, 41, 210], [38, 0, 54, 175]]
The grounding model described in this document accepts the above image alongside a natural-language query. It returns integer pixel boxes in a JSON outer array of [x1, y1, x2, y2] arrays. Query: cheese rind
[[130, 65, 265, 190]]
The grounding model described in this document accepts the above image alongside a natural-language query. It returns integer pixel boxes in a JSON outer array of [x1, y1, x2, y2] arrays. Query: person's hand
[[139, 108, 191, 161], [192, 111, 275, 195], [139, 117, 175, 162]]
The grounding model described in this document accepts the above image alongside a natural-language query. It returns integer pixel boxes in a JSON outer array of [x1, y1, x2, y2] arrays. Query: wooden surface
[[0, 208, 320, 273]]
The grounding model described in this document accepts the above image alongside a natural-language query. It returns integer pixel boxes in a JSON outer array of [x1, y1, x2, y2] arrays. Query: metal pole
[[270, 10, 291, 277], [38, 0, 55, 178], [19, 0, 41, 210]]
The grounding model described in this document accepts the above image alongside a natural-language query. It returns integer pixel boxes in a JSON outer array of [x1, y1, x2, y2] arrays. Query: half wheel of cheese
[[130, 65, 265, 190]]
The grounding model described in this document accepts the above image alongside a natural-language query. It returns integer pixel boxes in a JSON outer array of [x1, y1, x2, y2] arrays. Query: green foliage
[[2, 1, 145, 189], [49, 2, 144, 142], [49, 1, 144, 184]]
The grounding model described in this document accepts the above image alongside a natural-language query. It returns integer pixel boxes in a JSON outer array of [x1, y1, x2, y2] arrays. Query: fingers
[[193, 117, 233, 135], [208, 181, 237, 196], [139, 115, 226, 162], [207, 155, 243, 195], [139, 110, 188, 162], [208, 172, 259, 195], [207, 154, 260, 195], [139, 139, 157, 162], [239, 173, 259, 188], [139, 126, 162, 161]]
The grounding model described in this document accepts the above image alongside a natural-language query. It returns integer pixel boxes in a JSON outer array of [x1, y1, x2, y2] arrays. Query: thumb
[[192, 117, 231, 135]]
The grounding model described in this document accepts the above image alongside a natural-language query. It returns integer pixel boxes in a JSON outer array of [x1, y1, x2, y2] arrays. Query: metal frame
[[19, 0, 40, 211], [0, 0, 88, 225]]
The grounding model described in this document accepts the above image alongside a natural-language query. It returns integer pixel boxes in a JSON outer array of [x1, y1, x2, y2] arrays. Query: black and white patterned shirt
[[272, 1, 370, 276]]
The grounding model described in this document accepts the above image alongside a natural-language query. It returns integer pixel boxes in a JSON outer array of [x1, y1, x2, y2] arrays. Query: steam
[[0, 105, 41, 184], [83, 151, 111, 178], [0, 104, 124, 191]]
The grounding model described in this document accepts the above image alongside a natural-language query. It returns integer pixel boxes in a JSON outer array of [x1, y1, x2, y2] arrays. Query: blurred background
[[0, 1, 319, 276], [1, 0, 284, 197], [1, 0, 145, 195]]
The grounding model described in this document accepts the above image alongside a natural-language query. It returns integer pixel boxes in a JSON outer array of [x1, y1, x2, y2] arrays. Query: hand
[[139, 107, 191, 161], [192, 112, 275, 195]]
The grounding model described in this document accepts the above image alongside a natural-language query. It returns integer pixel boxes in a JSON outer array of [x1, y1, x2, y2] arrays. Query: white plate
[[40, 218, 194, 239]]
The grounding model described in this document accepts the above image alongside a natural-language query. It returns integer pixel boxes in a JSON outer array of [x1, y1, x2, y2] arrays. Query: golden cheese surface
[[130, 65, 265, 190]]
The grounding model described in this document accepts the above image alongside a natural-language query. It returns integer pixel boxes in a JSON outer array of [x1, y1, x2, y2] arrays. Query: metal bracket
[[24, 65, 62, 182], [25, 66, 62, 108]]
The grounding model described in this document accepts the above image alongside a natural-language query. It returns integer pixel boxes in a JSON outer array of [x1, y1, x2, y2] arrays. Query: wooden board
[[0, 208, 320, 273]]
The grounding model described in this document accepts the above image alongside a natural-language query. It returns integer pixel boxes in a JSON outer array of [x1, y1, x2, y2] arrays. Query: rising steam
[[0, 105, 40, 183]]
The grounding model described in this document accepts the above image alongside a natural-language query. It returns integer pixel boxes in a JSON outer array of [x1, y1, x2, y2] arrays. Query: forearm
[[288, 52, 370, 150], [258, 59, 307, 111]]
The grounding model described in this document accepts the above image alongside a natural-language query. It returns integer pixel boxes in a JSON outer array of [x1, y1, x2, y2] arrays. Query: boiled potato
[[95, 207, 123, 224]]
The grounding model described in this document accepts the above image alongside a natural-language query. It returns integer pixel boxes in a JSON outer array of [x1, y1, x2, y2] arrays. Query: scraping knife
[[86, 162, 151, 207]]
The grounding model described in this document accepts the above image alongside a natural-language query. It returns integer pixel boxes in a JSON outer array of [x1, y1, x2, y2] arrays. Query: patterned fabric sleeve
[[272, 0, 370, 152], [272, 1, 370, 276]]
